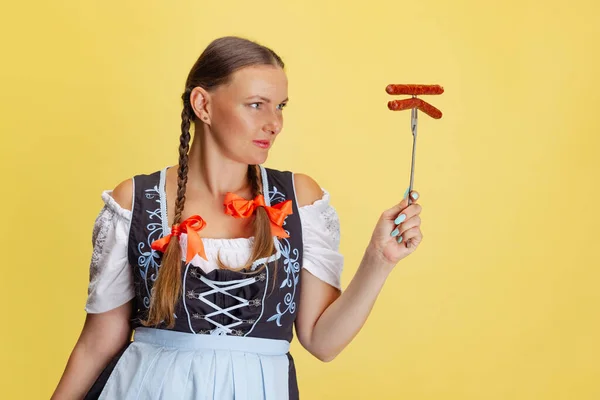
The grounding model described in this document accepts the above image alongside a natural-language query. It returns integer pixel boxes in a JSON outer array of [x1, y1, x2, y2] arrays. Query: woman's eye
[[249, 102, 287, 110]]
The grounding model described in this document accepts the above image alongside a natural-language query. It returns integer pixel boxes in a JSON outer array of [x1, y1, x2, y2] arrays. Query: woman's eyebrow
[[246, 95, 289, 103]]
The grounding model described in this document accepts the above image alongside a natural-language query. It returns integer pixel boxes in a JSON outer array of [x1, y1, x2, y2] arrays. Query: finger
[[393, 203, 422, 226], [390, 215, 421, 238], [403, 188, 420, 203], [404, 190, 420, 209], [397, 215, 421, 237], [396, 226, 422, 246], [384, 190, 420, 220], [382, 199, 408, 220]]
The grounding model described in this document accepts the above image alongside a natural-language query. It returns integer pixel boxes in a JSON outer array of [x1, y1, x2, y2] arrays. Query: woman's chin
[[249, 152, 269, 165]]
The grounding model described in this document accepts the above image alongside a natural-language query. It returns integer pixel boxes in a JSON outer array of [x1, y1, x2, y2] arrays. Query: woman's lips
[[253, 140, 270, 149]]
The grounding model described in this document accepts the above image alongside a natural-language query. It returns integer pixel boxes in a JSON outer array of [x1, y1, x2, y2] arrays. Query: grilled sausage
[[385, 84, 444, 96]]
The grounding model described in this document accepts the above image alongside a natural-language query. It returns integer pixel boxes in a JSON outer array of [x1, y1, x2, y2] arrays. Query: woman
[[52, 36, 423, 399]]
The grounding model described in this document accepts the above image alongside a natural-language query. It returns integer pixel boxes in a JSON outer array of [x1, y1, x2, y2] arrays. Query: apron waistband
[[133, 327, 290, 356]]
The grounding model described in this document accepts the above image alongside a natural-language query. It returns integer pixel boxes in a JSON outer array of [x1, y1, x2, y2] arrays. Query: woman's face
[[202, 65, 288, 165]]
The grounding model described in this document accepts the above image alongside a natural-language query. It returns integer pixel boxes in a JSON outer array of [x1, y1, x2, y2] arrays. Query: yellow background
[[1, 0, 599, 399]]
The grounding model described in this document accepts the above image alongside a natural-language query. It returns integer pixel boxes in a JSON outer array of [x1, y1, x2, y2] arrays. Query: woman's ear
[[190, 87, 211, 124]]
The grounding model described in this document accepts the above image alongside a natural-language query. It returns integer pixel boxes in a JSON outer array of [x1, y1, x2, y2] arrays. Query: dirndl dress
[[83, 165, 344, 399]]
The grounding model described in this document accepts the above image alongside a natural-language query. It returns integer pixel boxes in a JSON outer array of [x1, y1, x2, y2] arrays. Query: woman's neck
[[175, 131, 258, 200]]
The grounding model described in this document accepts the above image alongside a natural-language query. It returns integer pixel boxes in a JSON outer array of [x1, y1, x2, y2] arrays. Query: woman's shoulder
[[106, 166, 166, 212], [292, 173, 324, 208], [263, 166, 323, 207], [110, 178, 134, 212]]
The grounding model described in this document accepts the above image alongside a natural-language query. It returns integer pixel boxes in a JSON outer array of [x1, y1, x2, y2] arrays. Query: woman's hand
[[366, 189, 423, 269]]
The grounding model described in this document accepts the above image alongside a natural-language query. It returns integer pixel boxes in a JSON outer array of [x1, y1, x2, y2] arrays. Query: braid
[[174, 98, 192, 223], [140, 88, 193, 329], [247, 164, 279, 292], [247, 164, 262, 196]]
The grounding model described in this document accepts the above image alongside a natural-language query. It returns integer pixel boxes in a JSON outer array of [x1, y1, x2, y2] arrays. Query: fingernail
[[397, 235, 403, 243], [411, 192, 419, 200], [394, 214, 406, 225], [403, 187, 410, 199], [391, 228, 399, 237]]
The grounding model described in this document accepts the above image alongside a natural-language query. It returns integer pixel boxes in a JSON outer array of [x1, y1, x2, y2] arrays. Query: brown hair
[[141, 36, 285, 328]]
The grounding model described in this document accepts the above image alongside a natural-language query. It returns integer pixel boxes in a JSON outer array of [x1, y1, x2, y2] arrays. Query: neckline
[[159, 164, 271, 241], [157, 164, 282, 270]]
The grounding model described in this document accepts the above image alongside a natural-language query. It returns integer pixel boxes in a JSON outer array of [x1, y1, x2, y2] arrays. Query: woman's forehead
[[221, 65, 288, 100]]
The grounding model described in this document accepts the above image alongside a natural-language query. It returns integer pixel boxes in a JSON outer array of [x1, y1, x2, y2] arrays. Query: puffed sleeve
[[84, 190, 135, 313], [298, 188, 344, 291]]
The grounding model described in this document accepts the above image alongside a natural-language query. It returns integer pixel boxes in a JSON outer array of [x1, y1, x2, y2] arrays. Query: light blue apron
[[98, 327, 291, 399]]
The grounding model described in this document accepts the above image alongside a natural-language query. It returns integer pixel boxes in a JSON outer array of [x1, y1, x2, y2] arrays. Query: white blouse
[[85, 188, 344, 314]]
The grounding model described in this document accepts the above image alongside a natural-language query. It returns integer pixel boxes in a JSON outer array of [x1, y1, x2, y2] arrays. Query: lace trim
[[298, 188, 340, 248], [298, 188, 331, 212], [89, 206, 115, 284], [320, 203, 341, 248]]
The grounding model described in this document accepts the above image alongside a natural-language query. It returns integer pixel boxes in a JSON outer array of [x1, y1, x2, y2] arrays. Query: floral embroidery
[[266, 185, 300, 327], [136, 184, 164, 308]]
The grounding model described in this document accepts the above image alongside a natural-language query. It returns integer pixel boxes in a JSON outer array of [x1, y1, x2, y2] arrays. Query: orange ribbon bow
[[223, 193, 293, 238], [151, 215, 208, 263]]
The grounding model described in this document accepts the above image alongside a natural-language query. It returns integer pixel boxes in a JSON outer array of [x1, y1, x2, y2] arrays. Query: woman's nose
[[264, 114, 282, 135]]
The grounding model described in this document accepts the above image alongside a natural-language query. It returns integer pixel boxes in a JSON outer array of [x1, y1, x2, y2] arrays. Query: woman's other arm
[[52, 179, 134, 399], [51, 302, 132, 399]]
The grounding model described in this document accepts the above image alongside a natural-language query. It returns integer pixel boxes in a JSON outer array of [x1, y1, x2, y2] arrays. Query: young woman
[[52, 36, 423, 400]]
